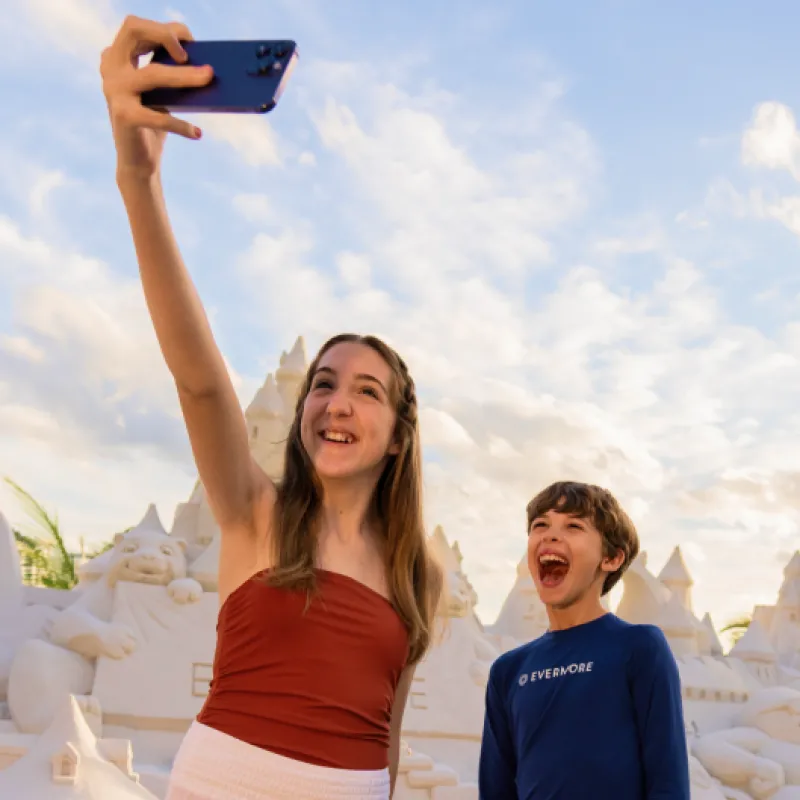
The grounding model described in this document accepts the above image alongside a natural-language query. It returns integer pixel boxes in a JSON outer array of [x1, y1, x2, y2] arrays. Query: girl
[[100, 15, 442, 800]]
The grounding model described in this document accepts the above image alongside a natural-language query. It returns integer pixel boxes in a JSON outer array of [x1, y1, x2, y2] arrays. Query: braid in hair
[[394, 353, 418, 429]]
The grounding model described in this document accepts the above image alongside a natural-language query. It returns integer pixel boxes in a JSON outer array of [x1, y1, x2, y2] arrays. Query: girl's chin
[[313, 459, 385, 485], [315, 468, 358, 481], [312, 456, 363, 479]]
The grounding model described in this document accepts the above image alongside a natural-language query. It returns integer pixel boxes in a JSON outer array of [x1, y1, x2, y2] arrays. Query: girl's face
[[300, 342, 400, 483]]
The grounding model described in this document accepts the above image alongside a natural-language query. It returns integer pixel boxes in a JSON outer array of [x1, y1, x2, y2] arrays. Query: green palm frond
[[13, 528, 42, 552], [6, 477, 76, 588], [13, 527, 50, 576], [720, 615, 751, 633], [721, 614, 751, 647]]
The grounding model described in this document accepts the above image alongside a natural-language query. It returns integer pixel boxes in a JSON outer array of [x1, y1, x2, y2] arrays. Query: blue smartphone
[[141, 40, 298, 114]]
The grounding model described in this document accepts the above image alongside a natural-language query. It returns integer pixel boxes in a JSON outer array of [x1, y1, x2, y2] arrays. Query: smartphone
[[141, 40, 299, 114]]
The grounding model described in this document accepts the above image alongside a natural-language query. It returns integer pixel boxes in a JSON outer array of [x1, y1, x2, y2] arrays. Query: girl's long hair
[[264, 333, 441, 666]]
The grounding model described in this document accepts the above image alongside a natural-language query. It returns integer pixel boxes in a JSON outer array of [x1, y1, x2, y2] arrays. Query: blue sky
[[3, 0, 800, 632]]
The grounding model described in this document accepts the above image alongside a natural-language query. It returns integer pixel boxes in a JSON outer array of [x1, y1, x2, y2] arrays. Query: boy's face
[[527, 507, 624, 610]]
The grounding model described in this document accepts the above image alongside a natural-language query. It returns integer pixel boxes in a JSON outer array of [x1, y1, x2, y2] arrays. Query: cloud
[[0, 214, 188, 462], [308, 82, 591, 284], [235, 59, 597, 376], [592, 215, 664, 257], [0, 335, 46, 363], [194, 116, 282, 167], [27, 170, 68, 219], [420, 409, 475, 451], [0, 430, 195, 552], [680, 105, 800, 240], [232, 193, 274, 225], [742, 102, 800, 180], [737, 102, 800, 239], [165, 7, 187, 23], [9, 0, 117, 62], [757, 193, 800, 237], [335, 252, 371, 289]]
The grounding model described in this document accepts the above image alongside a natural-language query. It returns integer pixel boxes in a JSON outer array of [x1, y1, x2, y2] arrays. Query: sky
[[2, 0, 800, 633]]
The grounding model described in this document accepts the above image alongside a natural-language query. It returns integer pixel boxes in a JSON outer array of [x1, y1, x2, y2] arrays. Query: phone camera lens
[[258, 57, 276, 74]]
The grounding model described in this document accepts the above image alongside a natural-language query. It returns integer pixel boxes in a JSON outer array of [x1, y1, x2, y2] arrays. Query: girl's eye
[[313, 379, 333, 391], [361, 386, 379, 398]]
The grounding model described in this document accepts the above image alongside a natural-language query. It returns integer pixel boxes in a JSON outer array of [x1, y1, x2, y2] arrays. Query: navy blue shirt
[[479, 614, 690, 799]]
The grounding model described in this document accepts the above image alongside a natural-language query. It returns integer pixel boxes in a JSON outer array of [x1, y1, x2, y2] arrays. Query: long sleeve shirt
[[479, 613, 691, 800]]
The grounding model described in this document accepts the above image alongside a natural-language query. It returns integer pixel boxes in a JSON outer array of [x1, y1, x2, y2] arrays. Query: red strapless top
[[196, 569, 409, 770]]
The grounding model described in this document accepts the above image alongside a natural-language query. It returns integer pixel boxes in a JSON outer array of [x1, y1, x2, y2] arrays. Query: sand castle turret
[[658, 546, 694, 612], [275, 337, 308, 418], [245, 374, 288, 479]]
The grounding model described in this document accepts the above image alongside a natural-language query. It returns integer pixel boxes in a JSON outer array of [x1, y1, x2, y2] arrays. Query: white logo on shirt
[[518, 662, 593, 686]]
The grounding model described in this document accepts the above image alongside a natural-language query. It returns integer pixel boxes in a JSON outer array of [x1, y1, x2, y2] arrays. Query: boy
[[479, 481, 690, 799]]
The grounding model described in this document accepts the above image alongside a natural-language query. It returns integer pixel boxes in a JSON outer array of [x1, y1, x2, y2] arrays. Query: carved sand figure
[[7, 509, 202, 735], [692, 687, 800, 799]]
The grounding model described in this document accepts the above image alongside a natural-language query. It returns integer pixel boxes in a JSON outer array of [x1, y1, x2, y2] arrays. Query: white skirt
[[165, 721, 391, 800]]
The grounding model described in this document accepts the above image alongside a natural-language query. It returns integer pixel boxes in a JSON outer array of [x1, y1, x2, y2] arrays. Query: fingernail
[[192, 127, 202, 139]]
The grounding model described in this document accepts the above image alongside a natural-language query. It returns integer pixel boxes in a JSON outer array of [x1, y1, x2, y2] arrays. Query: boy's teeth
[[539, 554, 568, 564]]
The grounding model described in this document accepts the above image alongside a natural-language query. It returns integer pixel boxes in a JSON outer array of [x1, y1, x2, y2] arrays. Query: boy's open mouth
[[538, 552, 570, 588]]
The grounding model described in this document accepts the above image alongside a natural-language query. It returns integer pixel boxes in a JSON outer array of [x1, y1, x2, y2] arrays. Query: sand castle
[[1, 338, 799, 799]]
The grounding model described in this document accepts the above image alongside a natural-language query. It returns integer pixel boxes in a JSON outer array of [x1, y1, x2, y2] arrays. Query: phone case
[[141, 40, 299, 114]]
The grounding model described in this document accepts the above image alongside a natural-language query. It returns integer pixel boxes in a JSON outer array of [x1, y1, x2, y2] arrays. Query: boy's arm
[[478, 664, 518, 800], [629, 626, 691, 799]]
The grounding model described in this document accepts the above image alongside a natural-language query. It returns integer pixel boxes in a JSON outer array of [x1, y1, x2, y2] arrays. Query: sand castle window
[[51, 744, 79, 784], [192, 662, 213, 697], [410, 674, 428, 710]]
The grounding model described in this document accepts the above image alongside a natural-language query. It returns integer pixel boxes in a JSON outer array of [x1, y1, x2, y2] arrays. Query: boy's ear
[[601, 548, 625, 574]]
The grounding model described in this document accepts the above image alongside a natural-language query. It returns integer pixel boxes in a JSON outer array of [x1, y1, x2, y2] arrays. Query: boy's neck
[[545, 596, 609, 632]]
